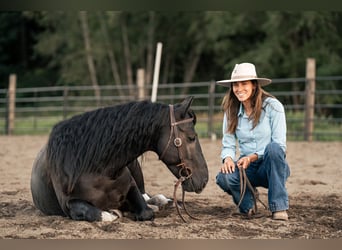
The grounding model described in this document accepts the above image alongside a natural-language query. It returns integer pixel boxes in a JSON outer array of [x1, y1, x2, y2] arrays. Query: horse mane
[[46, 100, 169, 193]]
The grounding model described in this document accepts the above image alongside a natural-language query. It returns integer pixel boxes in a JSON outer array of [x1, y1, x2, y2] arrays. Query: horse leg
[[127, 159, 172, 210], [63, 167, 153, 222], [59, 170, 129, 222], [30, 145, 64, 216], [67, 199, 120, 222], [127, 158, 154, 202], [125, 181, 154, 221], [116, 166, 154, 221], [127, 158, 146, 194]]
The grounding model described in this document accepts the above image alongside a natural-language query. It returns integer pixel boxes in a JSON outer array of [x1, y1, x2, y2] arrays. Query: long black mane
[[46, 100, 170, 192]]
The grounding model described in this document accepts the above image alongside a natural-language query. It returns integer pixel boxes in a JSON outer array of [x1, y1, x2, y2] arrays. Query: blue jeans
[[216, 142, 290, 213]]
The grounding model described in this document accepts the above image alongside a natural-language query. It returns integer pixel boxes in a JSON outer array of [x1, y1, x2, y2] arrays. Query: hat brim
[[216, 77, 271, 87]]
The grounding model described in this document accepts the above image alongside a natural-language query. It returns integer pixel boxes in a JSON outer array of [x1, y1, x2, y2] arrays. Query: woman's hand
[[220, 157, 235, 174], [237, 156, 250, 169]]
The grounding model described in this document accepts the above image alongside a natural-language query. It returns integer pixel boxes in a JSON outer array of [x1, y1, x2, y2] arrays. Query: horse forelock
[[47, 100, 169, 190]]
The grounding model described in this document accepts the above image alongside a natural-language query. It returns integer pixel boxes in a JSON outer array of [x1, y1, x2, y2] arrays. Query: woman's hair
[[221, 80, 275, 133]]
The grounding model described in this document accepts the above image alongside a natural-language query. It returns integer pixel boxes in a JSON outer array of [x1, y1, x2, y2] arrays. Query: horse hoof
[[147, 194, 172, 207], [109, 209, 123, 218], [142, 193, 151, 201], [101, 211, 120, 222], [135, 208, 154, 221], [147, 204, 159, 212]]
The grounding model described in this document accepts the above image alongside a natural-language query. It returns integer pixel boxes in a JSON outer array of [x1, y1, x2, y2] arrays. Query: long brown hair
[[221, 80, 274, 133]]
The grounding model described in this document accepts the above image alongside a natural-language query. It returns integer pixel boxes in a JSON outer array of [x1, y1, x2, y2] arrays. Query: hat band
[[231, 75, 257, 80]]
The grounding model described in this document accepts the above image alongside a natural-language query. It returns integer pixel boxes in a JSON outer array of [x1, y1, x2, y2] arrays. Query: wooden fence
[[1, 64, 342, 141]]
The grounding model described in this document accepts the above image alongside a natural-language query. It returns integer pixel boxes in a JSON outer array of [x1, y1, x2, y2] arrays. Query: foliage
[[0, 11, 342, 112]]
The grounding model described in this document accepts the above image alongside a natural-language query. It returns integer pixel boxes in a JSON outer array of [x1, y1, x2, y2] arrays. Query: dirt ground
[[0, 135, 341, 239]]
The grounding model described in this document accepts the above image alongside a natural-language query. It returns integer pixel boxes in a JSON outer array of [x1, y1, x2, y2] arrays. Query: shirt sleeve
[[221, 113, 237, 161], [268, 98, 287, 153]]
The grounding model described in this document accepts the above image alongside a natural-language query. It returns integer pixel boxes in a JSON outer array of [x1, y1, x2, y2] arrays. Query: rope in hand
[[236, 166, 268, 218]]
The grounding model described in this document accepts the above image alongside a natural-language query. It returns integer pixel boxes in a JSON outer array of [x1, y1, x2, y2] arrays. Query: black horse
[[30, 96, 208, 222]]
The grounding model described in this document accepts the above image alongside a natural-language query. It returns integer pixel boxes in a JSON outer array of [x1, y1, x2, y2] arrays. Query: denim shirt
[[221, 97, 287, 161]]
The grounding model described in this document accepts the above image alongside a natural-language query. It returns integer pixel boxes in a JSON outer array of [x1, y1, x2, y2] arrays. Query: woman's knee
[[216, 172, 239, 192], [265, 142, 284, 159], [216, 172, 227, 191], [264, 142, 290, 175]]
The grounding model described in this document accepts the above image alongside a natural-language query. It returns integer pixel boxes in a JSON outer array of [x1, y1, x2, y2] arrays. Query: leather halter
[[159, 104, 194, 179], [159, 104, 199, 222]]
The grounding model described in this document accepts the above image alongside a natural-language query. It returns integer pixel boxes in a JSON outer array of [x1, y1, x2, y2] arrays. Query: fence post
[[137, 68, 145, 100], [208, 80, 216, 140], [151, 42, 162, 102], [304, 58, 316, 142], [6, 74, 16, 135], [63, 87, 69, 120], [33, 89, 37, 131]]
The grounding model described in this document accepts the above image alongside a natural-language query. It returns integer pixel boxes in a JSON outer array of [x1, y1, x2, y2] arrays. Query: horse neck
[[113, 102, 168, 160]]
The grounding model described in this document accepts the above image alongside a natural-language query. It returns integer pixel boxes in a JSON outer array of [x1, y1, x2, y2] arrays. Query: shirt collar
[[238, 103, 244, 117]]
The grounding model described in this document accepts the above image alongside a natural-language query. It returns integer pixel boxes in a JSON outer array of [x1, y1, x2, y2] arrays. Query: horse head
[[157, 96, 209, 193]]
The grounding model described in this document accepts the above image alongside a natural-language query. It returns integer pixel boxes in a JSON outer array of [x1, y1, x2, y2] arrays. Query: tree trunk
[[161, 53, 171, 84], [120, 14, 134, 97], [145, 11, 155, 85], [181, 43, 203, 95], [289, 38, 301, 112], [97, 11, 124, 98], [79, 11, 101, 106]]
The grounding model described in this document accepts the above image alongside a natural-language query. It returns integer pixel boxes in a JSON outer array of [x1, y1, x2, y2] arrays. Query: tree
[[97, 11, 123, 97], [0, 12, 54, 89], [255, 11, 342, 110], [13, 10, 342, 109], [79, 11, 101, 105]]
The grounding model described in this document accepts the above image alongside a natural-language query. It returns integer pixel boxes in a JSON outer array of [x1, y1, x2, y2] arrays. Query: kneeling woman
[[216, 62, 290, 221]]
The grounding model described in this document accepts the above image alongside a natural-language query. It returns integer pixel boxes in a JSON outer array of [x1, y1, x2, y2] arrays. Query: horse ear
[[178, 96, 194, 118]]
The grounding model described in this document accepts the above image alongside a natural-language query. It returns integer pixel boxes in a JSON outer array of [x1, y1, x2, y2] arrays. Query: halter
[[159, 104, 199, 222], [159, 104, 194, 179]]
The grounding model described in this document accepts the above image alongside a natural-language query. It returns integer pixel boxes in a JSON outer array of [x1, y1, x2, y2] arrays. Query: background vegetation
[[1, 11, 342, 85], [0, 11, 341, 139]]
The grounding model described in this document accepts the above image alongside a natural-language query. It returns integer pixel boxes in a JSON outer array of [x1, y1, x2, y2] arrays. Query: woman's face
[[232, 80, 255, 103]]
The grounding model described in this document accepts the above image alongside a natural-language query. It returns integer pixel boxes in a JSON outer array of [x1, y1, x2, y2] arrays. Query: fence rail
[[1, 77, 342, 141]]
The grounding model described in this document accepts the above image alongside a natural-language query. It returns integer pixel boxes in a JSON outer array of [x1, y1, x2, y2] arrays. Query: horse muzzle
[[181, 171, 208, 194]]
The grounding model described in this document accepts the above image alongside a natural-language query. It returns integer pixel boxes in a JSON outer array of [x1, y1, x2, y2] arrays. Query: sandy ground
[[0, 135, 341, 239]]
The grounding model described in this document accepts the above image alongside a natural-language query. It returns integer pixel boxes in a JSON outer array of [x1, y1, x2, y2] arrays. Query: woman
[[216, 62, 290, 221]]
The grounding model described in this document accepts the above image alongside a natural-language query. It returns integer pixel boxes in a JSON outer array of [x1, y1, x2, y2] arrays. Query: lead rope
[[173, 170, 200, 223], [237, 167, 268, 218]]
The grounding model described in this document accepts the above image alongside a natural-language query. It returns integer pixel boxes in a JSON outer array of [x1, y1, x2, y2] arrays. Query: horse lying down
[[30, 96, 208, 222]]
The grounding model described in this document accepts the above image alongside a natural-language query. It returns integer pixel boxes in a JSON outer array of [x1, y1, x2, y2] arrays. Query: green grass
[[1, 111, 341, 141], [196, 111, 342, 141], [286, 111, 342, 141], [0, 116, 63, 135]]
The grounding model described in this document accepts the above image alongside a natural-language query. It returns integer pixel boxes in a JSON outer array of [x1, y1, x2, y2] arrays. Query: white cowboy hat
[[216, 62, 271, 87]]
